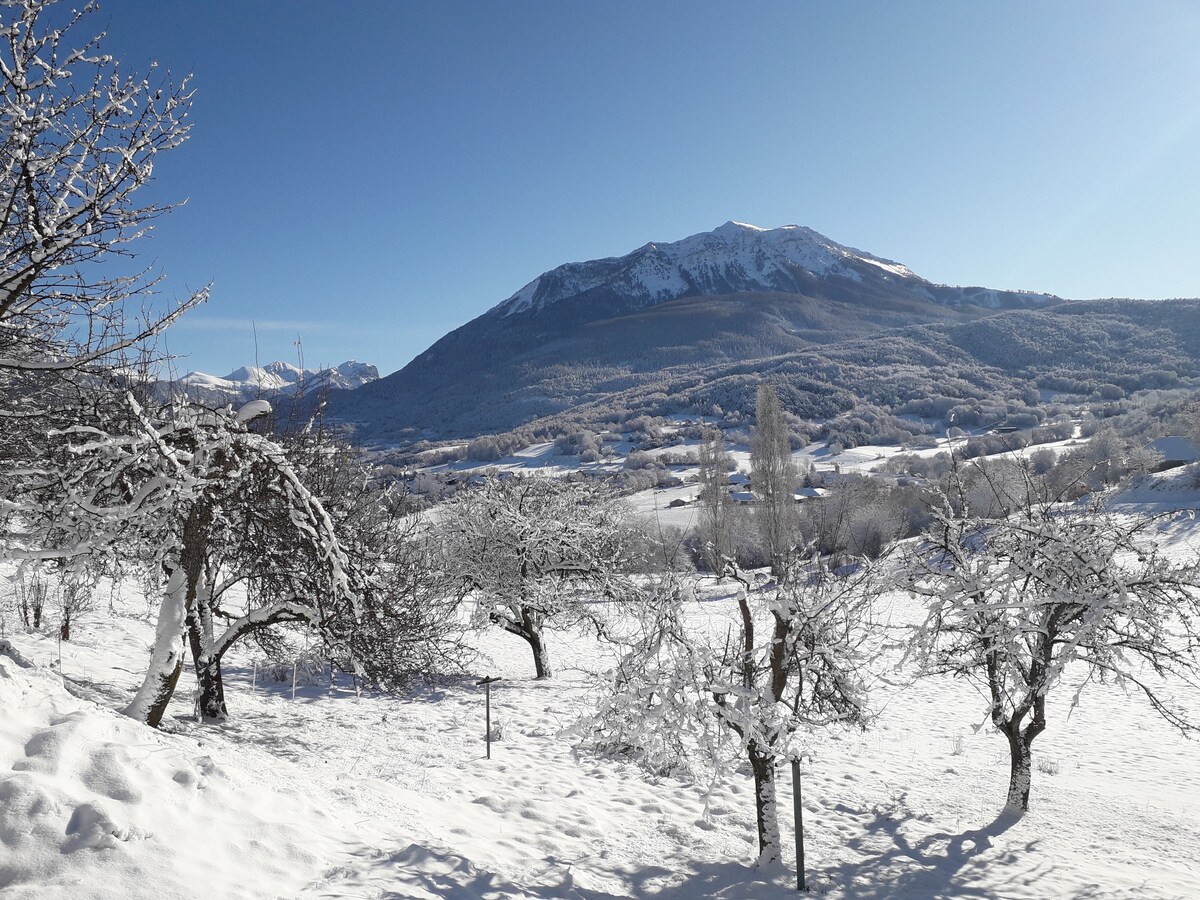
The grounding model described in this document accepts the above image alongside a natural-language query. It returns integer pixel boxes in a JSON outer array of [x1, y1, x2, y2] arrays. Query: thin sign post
[[477, 676, 501, 759], [792, 757, 806, 892]]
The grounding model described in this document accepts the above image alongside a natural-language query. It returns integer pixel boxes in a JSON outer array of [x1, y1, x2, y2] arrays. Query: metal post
[[792, 757, 806, 892], [476, 676, 501, 759]]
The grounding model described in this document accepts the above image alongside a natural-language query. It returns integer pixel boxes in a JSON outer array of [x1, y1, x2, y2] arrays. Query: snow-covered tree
[[0, 0, 204, 389], [1, 0, 205, 564], [19, 395, 355, 726], [278, 428, 473, 693], [752, 383, 797, 578], [696, 430, 733, 573], [582, 556, 880, 870], [436, 477, 641, 679], [906, 494, 1200, 814]]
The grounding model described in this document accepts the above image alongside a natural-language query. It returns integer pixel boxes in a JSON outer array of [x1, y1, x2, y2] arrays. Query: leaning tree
[[906, 490, 1200, 814]]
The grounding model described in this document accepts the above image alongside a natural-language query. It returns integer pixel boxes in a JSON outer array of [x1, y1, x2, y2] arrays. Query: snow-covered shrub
[[14, 573, 49, 631]]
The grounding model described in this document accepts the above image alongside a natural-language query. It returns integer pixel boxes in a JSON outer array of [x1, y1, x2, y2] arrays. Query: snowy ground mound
[[0, 640, 349, 899]]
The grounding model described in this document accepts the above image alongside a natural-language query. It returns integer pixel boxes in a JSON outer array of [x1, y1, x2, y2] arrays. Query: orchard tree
[[583, 555, 880, 872], [272, 426, 473, 694], [20, 395, 357, 726], [906, 493, 1200, 814], [436, 476, 641, 679]]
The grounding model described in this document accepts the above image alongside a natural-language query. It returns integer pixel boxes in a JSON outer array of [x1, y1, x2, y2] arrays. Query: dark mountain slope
[[517, 299, 1200, 435], [328, 223, 1058, 442]]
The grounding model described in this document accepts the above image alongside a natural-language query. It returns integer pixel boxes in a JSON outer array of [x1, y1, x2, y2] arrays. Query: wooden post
[[792, 757, 806, 892], [477, 676, 501, 759]]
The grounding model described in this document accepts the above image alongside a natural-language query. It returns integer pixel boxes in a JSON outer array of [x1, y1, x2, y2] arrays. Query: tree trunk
[[748, 740, 783, 866], [527, 627, 552, 679], [492, 608, 554, 679], [177, 504, 225, 718], [123, 565, 188, 727], [185, 560, 228, 721], [187, 614, 227, 720], [1004, 728, 1035, 813], [512, 606, 552, 679]]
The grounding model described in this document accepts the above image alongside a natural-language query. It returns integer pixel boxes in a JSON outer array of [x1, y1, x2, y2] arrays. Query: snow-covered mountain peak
[[494, 222, 922, 318], [171, 359, 379, 404]]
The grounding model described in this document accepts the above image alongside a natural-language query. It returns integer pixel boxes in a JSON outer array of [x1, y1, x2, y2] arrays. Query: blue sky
[[87, 1, 1200, 377]]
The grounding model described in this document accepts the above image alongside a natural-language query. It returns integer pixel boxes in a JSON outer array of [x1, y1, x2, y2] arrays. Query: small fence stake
[[793, 757, 806, 892], [476, 676, 501, 759]]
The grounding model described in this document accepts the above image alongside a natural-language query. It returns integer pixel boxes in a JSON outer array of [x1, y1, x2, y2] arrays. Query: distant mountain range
[[166, 360, 378, 406], [327, 222, 1061, 442]]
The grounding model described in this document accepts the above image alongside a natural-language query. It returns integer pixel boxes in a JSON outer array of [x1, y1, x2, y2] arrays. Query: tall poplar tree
[[751, 383, 797, 579]]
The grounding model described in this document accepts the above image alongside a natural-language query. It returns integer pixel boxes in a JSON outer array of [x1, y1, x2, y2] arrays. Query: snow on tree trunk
[[194, 654, 227, 721], [187, 596, 227, 721], [123, 566, 188, 728], [1005, 729, 1035, 814], [749, 740, 783, 866], [528, 627, 553, 680], [179, 503, 227, 720]]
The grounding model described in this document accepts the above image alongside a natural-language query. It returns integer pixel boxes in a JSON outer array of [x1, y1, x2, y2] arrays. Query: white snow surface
[[496, 221, 919, 317], [4, 475, 1200, 898]]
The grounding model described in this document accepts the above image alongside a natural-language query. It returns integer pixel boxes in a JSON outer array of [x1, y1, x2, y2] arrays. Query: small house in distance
[[793, 487, 826, 502]]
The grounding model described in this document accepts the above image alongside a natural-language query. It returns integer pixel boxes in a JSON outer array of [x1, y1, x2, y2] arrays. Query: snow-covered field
[[4, 482, 1200, 900]]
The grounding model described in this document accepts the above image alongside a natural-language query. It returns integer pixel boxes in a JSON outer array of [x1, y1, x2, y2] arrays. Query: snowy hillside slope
[[3, 479, 1200, 899]]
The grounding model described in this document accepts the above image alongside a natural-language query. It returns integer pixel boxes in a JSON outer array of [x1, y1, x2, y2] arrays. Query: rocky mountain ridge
[[169, 360, 378, 406]]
